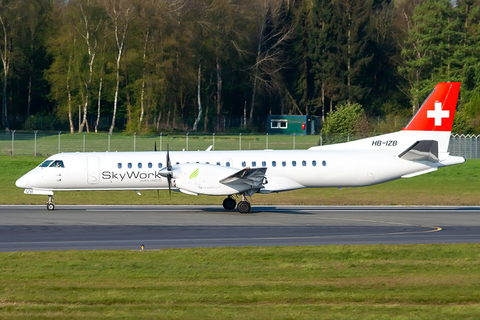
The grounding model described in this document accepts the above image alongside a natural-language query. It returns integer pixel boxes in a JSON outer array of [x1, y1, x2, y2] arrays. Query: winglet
[[403, 82, 461, 132]]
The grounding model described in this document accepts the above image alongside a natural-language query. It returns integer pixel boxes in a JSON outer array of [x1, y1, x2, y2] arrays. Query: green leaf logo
[[189, 168, 199, 179]]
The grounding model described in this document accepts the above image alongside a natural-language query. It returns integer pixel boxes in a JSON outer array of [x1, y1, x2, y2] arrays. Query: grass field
[[1, 245, 480, 318], [2, 156, 480, 206]]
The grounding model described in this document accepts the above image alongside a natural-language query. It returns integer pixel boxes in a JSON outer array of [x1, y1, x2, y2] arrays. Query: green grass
[[0, 245, 480, 318], [2, 156, 480, 206]]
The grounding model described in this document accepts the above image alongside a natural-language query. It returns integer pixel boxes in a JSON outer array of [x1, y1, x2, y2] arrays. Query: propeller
[[166, 144, 172, 197], [158, 144, 173, 198]]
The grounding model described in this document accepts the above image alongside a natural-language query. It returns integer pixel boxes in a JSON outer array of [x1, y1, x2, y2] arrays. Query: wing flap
[[219, 167, 267, 188]]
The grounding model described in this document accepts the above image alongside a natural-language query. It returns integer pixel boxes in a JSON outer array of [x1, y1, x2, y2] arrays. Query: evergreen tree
[[399, 0, 458, 113], [309, 0, 336, 119], [331, 0, 374, 103]]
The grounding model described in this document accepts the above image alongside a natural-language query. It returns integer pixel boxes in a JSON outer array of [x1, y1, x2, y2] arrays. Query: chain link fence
[[0, 131, 324, 156], [1, 131, 478, 158], [448, 134, 480, 159]]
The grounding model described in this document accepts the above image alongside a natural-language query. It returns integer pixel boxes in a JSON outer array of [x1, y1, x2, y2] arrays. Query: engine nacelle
[[168, 163, 255, 196]]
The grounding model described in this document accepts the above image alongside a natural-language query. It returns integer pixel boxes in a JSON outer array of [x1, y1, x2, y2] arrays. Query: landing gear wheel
[[46, 195, 55, 211], [237, 201, 251, 214], [223, 197, 236, 210]]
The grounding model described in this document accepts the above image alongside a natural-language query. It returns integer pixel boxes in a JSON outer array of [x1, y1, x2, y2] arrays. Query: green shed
[[267, 115, 317, 135]]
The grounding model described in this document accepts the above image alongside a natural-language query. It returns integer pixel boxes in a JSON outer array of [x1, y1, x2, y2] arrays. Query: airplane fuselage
[[16, 147, 440, 194]]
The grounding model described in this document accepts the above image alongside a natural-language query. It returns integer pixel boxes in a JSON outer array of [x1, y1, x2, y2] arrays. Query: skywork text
[[102, 171, 162, 181]]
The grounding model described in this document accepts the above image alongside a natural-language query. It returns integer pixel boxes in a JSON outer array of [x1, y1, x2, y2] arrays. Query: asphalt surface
[[1, 205, 480, 251]]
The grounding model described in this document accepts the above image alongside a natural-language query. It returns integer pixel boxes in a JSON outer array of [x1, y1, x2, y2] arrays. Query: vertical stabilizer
[[403, 82, 461, 132]]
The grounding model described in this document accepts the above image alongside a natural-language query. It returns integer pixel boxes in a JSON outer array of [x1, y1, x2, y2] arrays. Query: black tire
[[223, 197, 236, 210], [237, 201, 251, 214], [47, 203, 55, 211]]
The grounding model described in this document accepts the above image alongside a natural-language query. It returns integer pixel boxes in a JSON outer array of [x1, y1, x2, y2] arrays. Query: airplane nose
[[15, 175, 29, 188]]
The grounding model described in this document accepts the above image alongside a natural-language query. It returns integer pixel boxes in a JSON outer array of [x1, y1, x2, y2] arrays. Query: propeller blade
[[154, 141, 157, 152], [166, 144, 171, 170], [167, 174, 172, 198], [166, 144, 172, 197]]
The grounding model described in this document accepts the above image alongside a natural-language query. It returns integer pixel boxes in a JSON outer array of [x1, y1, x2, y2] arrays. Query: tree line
[[1, 0, 480, 134]]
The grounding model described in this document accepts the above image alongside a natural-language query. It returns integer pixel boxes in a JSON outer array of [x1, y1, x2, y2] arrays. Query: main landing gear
[[46, 195, 55, 211], [222, 195, 251, 214], [222, 196, 236, 210]]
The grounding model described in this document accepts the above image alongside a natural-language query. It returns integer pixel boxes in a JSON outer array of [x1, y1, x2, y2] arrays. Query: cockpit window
[[39, 160, 53, 167], [49, 160, 65, 168]]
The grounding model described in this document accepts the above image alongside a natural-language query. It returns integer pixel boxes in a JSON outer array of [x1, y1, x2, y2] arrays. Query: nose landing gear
[[46, 195, 55, 211]]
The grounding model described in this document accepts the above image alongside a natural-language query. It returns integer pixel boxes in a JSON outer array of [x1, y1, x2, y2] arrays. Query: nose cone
[[15, 175, 29, 188]]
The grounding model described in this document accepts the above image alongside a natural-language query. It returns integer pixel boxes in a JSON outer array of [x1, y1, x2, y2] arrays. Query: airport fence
[[448, 134, 480, 159], [0, 131, 478, 159]]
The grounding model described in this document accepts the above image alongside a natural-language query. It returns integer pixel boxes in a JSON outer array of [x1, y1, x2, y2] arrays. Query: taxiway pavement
[[1, 205, 479, 251]]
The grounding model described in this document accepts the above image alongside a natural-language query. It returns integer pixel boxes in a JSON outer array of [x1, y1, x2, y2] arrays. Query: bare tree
[[73, 0, 105, 133], [249, 0, 295, 125], [103, 0, 133, 135], [192, 62, 202, 131]]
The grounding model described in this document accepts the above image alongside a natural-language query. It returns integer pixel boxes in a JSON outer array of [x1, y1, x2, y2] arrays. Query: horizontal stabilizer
[[398, 140, 438, 162], [219, 167, 267, 188]]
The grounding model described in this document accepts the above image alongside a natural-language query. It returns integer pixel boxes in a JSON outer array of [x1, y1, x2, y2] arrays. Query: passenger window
[[118, 163, 122, 169], [176, 162, 180, 165], [128, 163, 132, 169], [272, 161, 276, 167], [322, 161, 327, 166], [226, 162, 231, 167], [50, 160, 65, 168], [312, 160, 317, 166], [148, 163, 152, 168], [302, 160, 306, 166], [292, 161, 296, 167], [216, 162, 221, 166], [252, 161, 256, 167], [39, 160, 53, 167], [282, 161, 286, 167], [242, 161, 246, 167], [262, 161, 266, 167], [138, 163, 142, 169], [158, 163, 163, 168], [206, 162, 210, 164]]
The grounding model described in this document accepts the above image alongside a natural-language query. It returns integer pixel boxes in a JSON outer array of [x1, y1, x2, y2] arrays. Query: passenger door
[[87, 156, 100, 184]]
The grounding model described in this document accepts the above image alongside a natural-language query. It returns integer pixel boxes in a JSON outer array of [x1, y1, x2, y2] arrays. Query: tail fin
[[403, 82, 461, 132]]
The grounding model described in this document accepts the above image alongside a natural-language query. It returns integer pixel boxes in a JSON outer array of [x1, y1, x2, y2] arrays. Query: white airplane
[[16, 82, 464, 213]]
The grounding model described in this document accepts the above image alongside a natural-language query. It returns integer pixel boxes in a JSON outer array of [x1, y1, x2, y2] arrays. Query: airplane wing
[[398, 140, 439, 162], [219, 167, 267, 188]]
